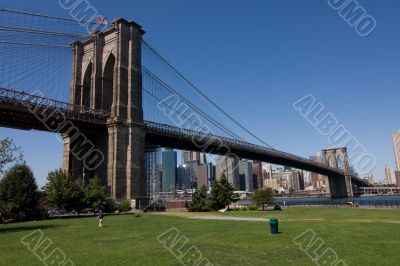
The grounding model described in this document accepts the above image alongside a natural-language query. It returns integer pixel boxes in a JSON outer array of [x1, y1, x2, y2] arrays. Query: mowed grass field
[[1, 208, 400, 266]]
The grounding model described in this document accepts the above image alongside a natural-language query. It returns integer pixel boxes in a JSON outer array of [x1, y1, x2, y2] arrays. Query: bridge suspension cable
[[0, 7, 100, 25], [142, 40, 275, 149], [0, 40, 70, 48], [142, 66, 245, 141], [0, 25, 89, 38]]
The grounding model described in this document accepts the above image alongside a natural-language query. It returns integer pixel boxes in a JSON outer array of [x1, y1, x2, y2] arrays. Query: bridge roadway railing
[[0, 87, 111, 122], [144, 120, 344, 175], [0, 87, 357, 178]]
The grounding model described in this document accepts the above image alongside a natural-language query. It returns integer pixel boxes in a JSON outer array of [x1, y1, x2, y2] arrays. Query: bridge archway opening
[[101, 54, 115, 112], [82, 63, 92, 108], [337, 155, 345, 170]]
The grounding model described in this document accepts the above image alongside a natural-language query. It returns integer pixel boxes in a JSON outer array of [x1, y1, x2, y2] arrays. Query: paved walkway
[[190, 216, 268, 222], [190, 216, 324, 222]]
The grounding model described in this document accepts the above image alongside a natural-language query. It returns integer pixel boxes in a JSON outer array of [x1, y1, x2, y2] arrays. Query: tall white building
[[393, 131, 400, 171], [384, 165, 395, 185]]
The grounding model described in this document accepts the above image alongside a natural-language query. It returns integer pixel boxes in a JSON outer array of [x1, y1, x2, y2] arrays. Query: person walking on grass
[[98, 210, 104, 227]]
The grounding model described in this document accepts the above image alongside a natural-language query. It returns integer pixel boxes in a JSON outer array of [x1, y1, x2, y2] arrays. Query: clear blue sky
[[1, 0, 399, 187]]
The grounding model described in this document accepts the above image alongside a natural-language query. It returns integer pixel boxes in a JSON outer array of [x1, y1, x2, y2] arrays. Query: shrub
[[240, 207, 248, 211], [249, 205, 258, 211], [186, 185, 209, 212], [273, 205, 282, 211], [116, 199, 132, 213]]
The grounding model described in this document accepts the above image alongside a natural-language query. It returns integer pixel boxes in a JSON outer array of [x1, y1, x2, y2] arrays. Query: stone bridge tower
[[322, 148, 353, 198], [62, 18, 147, 204]]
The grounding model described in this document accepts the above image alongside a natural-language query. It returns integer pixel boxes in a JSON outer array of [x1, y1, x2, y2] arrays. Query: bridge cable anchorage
[[142, 40, 275, 150], [142, 67, 245, 142]]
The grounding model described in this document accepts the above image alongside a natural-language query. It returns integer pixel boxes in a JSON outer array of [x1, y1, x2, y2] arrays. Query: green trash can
[[269, 217, 279, 235]]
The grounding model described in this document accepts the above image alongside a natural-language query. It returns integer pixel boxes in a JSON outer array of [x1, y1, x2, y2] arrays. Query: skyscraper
[[216, 156, 239, 189], [162, 149, 177, 192], [190, 151, 207, 164], [393, 131, 400, 171], [239, 160, 254, 192], [207, 163, 216, 187], [196, 164, 208, 189], [181, 151, 191, 164], [290, 170, 305, 191], [384, 165, 394, 185], [177, 164, 190, 190], [146, 148, 162, 199], [252, 161, 263, 189], [395, 171, 400, 186]]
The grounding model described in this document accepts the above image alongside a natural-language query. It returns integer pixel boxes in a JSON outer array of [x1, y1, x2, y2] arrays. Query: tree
[[85, 176, 107, 211], [0, 138, 23, 176], [43, 169, 85, 213], [0, 201, 16, 222], [0, 164, 38, 217], [116, 199, 131, 213], [252, 188, 274, 211], [209, 173, 240, 211], [186, 185, 209, 212], [65, 181, 86, 214]]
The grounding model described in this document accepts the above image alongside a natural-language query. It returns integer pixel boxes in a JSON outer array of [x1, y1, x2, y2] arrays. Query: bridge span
[[0, 14, 371, 203], [0, 86, 369, 200]]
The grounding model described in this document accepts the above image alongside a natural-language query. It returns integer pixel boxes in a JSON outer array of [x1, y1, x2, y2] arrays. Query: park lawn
[[164, 207, 400, 223], [0, 208, 399, 265]]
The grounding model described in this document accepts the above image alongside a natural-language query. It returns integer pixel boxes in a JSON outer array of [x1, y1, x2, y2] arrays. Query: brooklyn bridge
[[0, 8, 370, 204]]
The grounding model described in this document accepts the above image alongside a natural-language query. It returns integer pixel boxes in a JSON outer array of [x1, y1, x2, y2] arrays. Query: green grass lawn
[[1, 208, 399, 265]]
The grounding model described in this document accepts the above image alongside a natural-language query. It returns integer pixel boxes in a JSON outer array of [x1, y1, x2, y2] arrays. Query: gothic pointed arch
[[100, 53, 115, 112], [82, 62, 93, 108]]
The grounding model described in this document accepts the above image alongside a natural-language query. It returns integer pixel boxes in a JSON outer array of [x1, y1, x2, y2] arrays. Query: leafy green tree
[[0, 164, 38, 217], [0, 138, 23, 176], [43, 169, 85, 212], [186, 185, 209, 212], [0, 201, 16, 222], [85, 176, 107, 211], [252, 188, 274, 210], [103, 197, 116, 213], [209, 173, 240, 211], [116, 199, 132, 213], [65, 181, 86, 214]]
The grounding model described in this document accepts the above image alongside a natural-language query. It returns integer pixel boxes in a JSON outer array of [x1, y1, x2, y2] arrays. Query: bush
[[240, 207, 248, 211], [103, 197, 117, 213], [249, 205, 258, 211], [186, 185, 209, 212], [231, 207, 240, 211], [273, 205, 282, 211], [116, 199, 132, 213]]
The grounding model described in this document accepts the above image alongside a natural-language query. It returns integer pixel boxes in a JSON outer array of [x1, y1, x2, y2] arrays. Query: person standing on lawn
[[98, 210, 104, 227]]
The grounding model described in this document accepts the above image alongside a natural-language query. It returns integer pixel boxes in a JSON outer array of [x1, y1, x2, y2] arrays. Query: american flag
[[96, 16, 108, 25]]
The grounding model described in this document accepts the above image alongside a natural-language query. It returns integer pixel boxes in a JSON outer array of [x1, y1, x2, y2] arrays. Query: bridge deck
[[0, 87, 370, 187]]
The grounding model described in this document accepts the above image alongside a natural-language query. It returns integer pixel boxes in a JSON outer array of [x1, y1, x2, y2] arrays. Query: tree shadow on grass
[[0, 224, 65, 234]]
